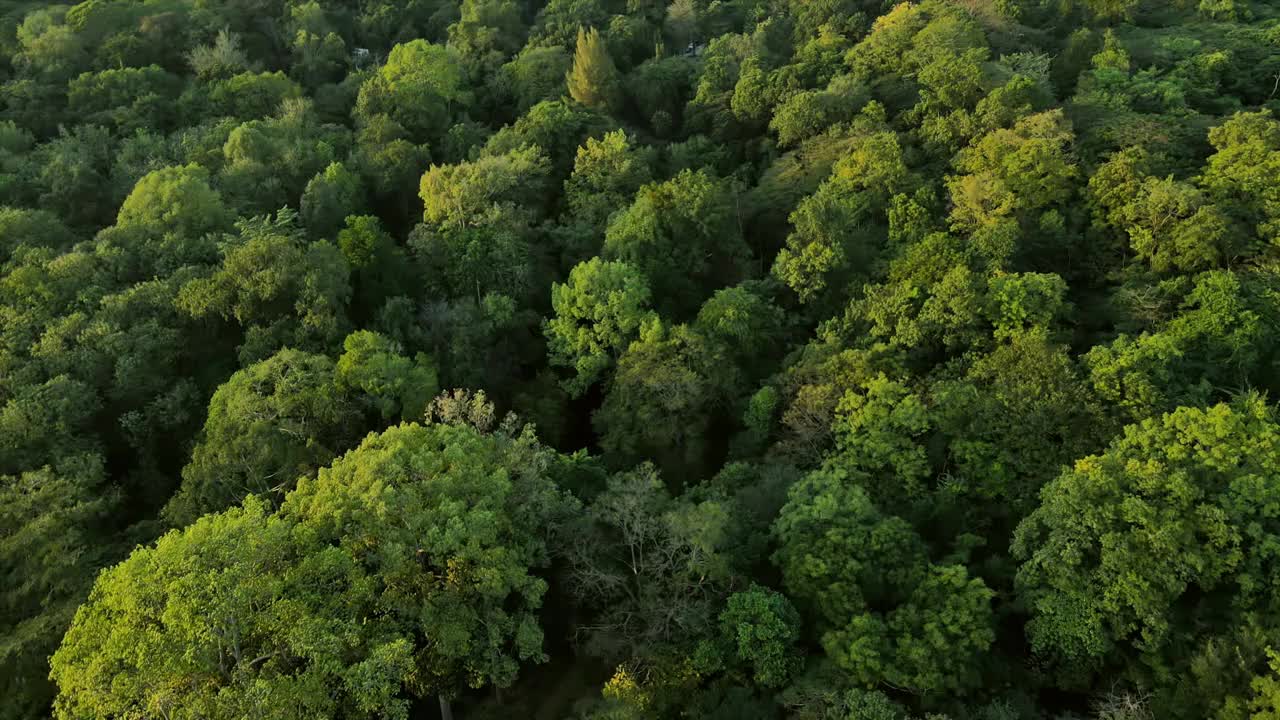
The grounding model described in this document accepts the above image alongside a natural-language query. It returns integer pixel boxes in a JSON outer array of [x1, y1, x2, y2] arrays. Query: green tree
[[335, 330, 438, 421], [773, 467, 995, 694], [545, 257, 657, 397], [1083, 270, 1279, 422], [162, 348, 358, 527], [350, 113, 431, 215], [0, 375, 102, 476], [1200, 111, 1280, 251], [603, 169, 749, 319], [66, 65, 181, 133], [947, 110, 1078, 234], [502, 45, 572, 112], [414, 146, 550, 298], [355, 39, 471, 141], [51, 497, 417, 720], [117, 164, 232, 239], [562, 464, 737, 663], [0, 207, 74, 263], [3, 272, 208, 505], [554, 129, 653, 265], [716, 585, 802, 688], [1, 454, 115, 720], [419, 145, 550, 230], [826, 375, 934, 510], [338, 214, 413, 320], [300, 161, 365, 238], [281, 421, 577, 713], [694, 282, 787, 374], [626, 54, 699, 137], [564, 131, 652, 224], [176, 209, 352, 363], [481, 99, 614, 180], [290, 29, 347, 89], [1091, 148, 1236, 272], [217, 103, 351, 214], [0, 121, 35, 207], [825, 563, 996, 696], [1245, 651, 1280, 720], [770, 75, 870, 148], [1013, 396, 1280, 711], [1085, 0, 1140, 22], [186, 28, 253, 81], [30, 125, 117, 229], [447, 0, 527, 79], [110, 164, 233, 274], [594, 322, 737, 475], [12, 6, 88, 83], [931, 327, 1113, 514], [772, 118, 914, 305], [414, 294, 544, 400], [207, 71, 304, 120], [54, 420, 577, 720], [774, 467, 928, 625]]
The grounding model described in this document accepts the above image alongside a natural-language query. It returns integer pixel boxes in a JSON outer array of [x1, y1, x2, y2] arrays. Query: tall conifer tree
[[566, 27, 620, 113]]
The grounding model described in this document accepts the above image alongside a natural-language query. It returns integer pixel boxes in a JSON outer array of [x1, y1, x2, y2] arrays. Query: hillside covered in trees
[[2, 0, 1280, 717]]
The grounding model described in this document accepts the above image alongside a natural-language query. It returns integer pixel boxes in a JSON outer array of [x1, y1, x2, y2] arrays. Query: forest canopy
[[1, 0, 1280, 718]]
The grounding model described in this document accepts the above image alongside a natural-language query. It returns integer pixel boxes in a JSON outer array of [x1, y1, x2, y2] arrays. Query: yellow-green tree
[[566, 27, 620, 113]]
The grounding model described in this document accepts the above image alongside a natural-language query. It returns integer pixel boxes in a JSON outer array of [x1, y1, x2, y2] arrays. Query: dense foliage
[[1, 0, 1279, 718]]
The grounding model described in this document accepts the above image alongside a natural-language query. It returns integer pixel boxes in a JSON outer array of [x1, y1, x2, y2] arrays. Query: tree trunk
[[438, 695, 454, 720]]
